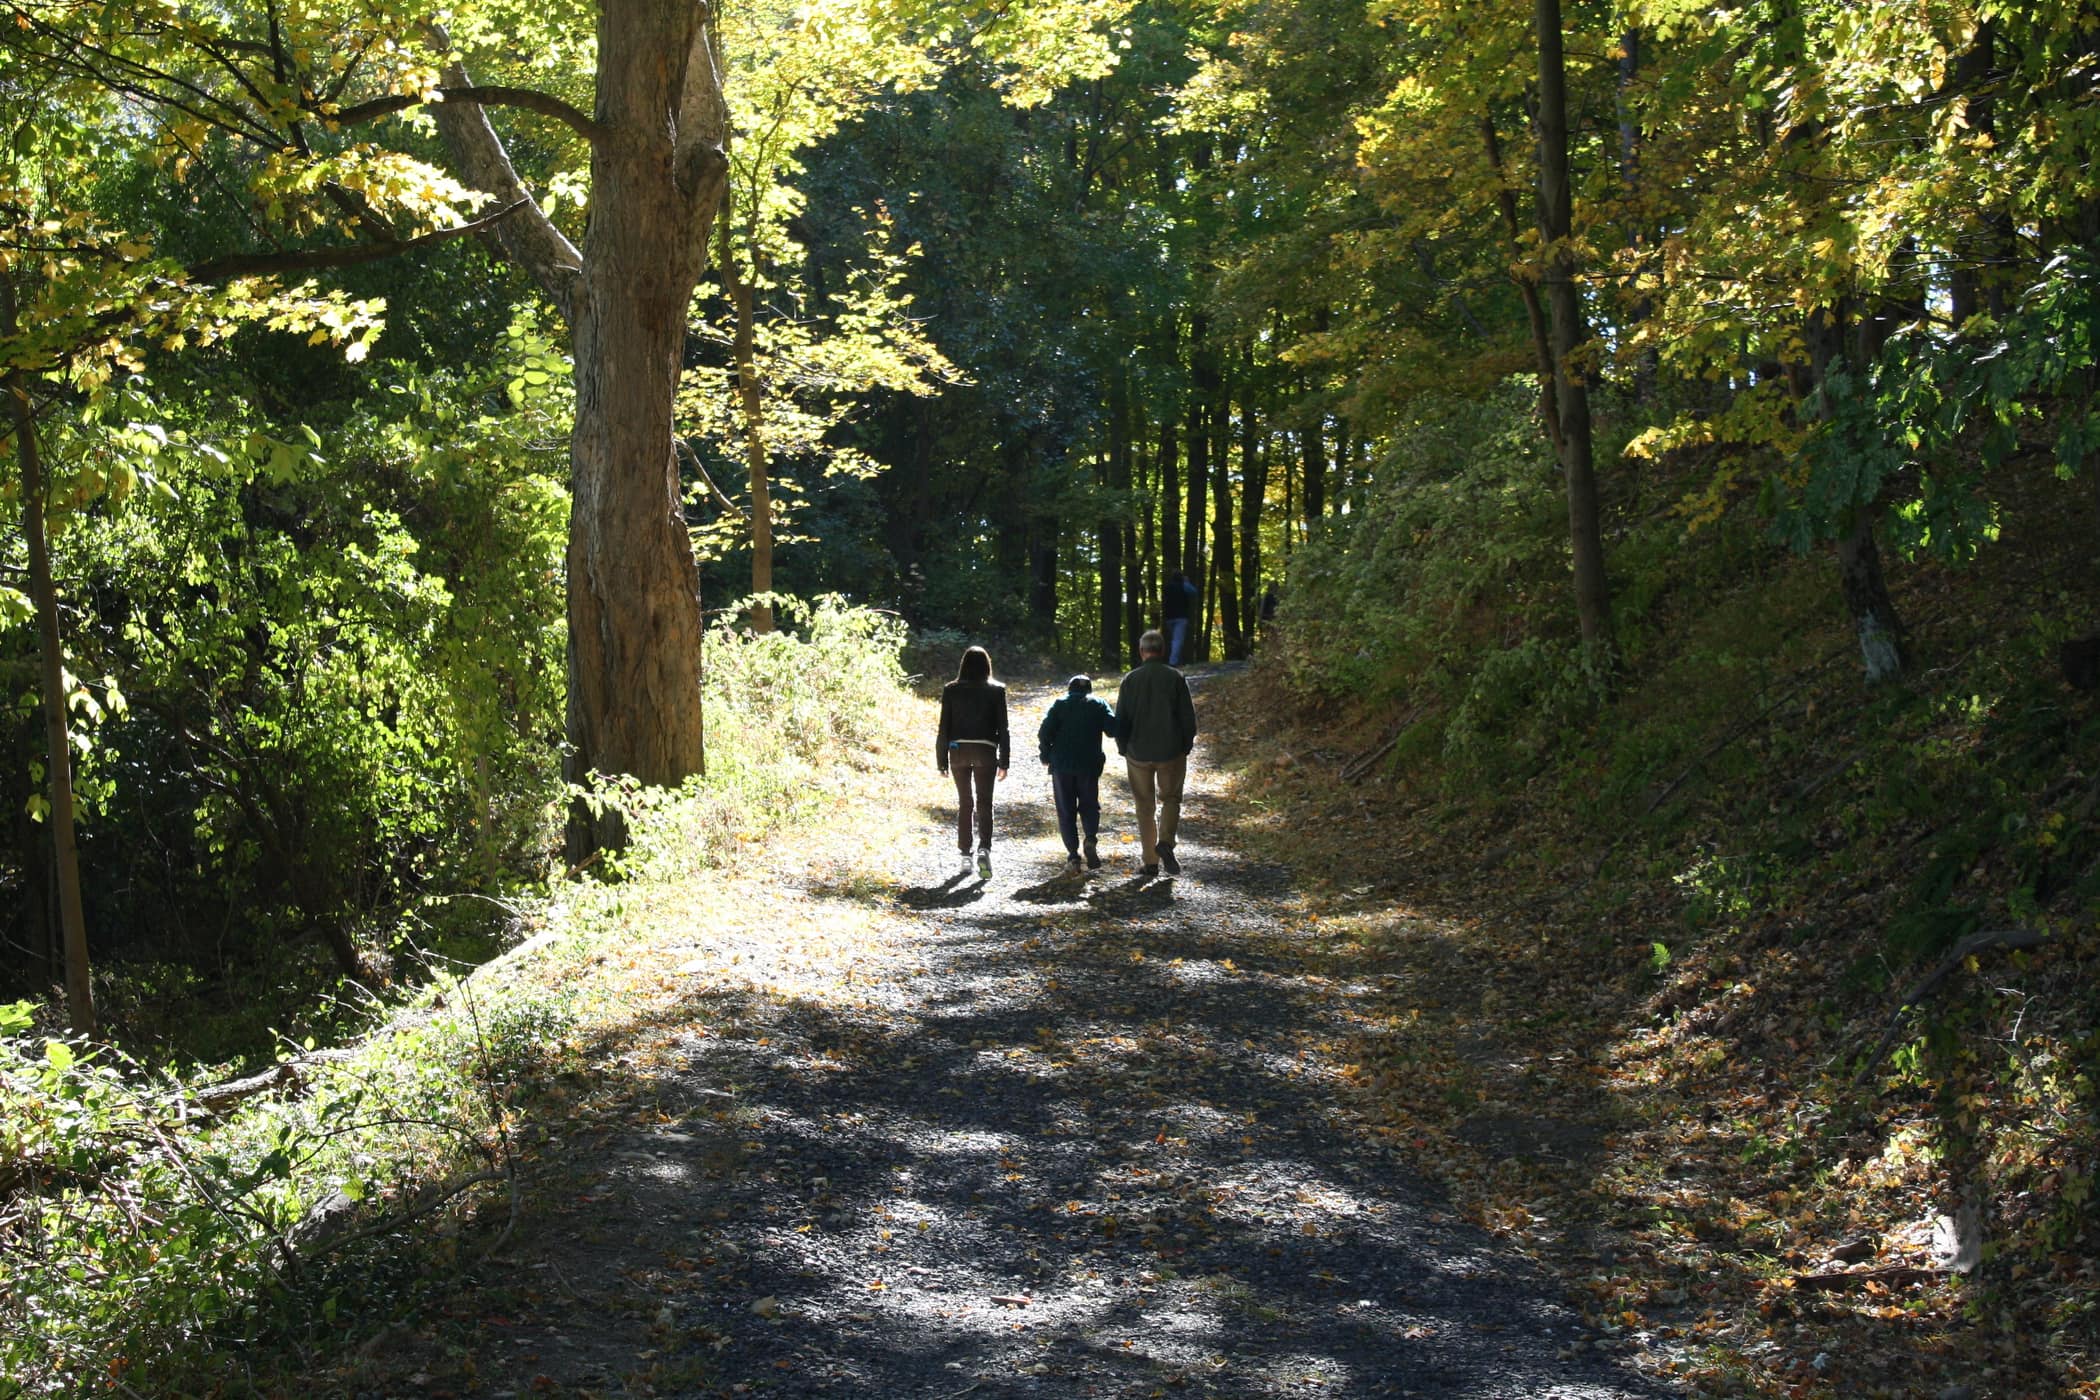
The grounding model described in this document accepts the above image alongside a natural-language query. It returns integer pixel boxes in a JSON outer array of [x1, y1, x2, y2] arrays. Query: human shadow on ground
[[411, 826, 1673, 1400], [899, 871, 989, 909], [308, 677, 1667, 1400]]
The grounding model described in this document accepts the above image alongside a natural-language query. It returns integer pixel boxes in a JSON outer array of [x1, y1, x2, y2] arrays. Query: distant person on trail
[[1162, 571, 1198, 666], [937, 645, 1009, 879], [1115, 628, 1198, 878], [1038, 675, 1117, 872]]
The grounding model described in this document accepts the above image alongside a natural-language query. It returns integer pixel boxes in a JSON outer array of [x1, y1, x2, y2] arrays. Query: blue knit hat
[[1068, 674, 1092, 694]]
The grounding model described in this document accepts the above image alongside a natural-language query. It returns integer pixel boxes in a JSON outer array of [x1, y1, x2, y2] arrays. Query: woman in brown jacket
[[936, 646, 1010, 877]]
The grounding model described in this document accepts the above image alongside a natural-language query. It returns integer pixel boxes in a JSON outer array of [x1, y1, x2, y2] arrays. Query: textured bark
[[721, 223, 775, 632], [1483, 113, 1562, 460], [1100, 374, 1130, 669], [1236, 387, 1267, 648], [1535, 0, 1611, 648], [1211, 384, 1243, 661], [1805, 305, 1909, 682], [1031, 530, 1058, 629], [1835, 509, 1907, 683], [1184, 322, 1213, 602], [1159, 417, 1180, 594], [2, 275, 94, 1032], [432, 5, 729, 855]]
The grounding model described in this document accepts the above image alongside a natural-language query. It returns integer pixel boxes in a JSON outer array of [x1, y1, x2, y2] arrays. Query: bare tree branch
[[184, 200, 528, 283], [1856, 928, 2053, 1084], [418, 31, 584, 325], [0, 7, 282, 146], [677, 436, 746, 520], [330, 86, 607, 146]]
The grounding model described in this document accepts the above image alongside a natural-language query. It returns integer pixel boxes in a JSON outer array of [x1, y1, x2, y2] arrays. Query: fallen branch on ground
[[1855, 927, 2052, 1085], [1341, 704, 1425, 784], [1791, 1264, 1950, 1292], [188, 1049, 359, 1118], [1645, 642, 1853, 815], [300, 1163, 514, 1263]]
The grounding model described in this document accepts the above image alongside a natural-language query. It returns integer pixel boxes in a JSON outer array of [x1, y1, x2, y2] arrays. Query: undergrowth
[[1231, 386, 2100, 1397], [0, 596, 913, 1399]]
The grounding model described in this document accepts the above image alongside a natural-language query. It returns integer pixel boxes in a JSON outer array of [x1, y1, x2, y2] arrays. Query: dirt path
[[340, 677, 1670, 1399]]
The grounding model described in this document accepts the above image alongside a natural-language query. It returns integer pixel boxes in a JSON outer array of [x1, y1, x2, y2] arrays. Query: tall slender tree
[[1534, 0, 1611, 648]]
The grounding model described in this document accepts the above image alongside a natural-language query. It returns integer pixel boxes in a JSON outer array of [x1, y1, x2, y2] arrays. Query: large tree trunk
[[432, 5, 729, 858], [1031, 524, 1059, 632], [2, 274, 94, 1033], [1836, 508, 1907, 683], [722, 221, 776, 633], [1159, 417, 1180, 605], [1237, 384, 1267, 647], [1805, 303, 1910, 681], [1535, 0, 1612, 648], [1211, 382, 1244, 661], [1483, 113, 1564, 461], [1184, 325, 1213, 639], [1100, 374, 1130, 669]]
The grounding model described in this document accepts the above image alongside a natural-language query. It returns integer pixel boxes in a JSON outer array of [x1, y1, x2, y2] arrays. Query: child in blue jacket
[[1037, 675, 1117, 870]]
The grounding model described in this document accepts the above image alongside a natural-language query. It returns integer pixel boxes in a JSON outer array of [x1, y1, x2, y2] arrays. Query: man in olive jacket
[[1115, 628, 1197, 877]]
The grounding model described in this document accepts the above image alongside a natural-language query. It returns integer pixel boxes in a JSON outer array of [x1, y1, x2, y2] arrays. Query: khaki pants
[[1124, 755, 1186, 865]]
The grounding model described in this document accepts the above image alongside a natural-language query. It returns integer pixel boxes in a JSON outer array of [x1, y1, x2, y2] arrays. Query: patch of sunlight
[[1424, 1246, 1507, 1280], [1156, 957, 1237, 986], [1205, 1160, 1389, 1228], [968, 1044, 1068, 1080], [1243, 1046, 1353, 1086], [627, 1156, 696, 1186], [1251, 1353, 1354, 1391], [913, 1126, 1029, 1158]]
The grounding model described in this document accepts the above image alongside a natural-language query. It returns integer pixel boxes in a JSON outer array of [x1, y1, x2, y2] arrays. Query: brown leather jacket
[[937, 680, 1010, 771]]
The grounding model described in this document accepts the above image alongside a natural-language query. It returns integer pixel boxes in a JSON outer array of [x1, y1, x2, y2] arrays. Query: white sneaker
[[958, 851, 975, 874], [977, 849, 993, 878]]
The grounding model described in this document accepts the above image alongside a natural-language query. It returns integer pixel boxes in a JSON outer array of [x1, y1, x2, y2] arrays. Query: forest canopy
[[1, 0, 2093, 1006]]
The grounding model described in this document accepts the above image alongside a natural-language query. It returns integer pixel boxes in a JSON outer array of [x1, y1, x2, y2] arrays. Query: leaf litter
[[310, 673, 1675, 1399]]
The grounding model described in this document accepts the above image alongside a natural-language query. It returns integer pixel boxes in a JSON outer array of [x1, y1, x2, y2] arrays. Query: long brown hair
[[955, 645, 993, 684]]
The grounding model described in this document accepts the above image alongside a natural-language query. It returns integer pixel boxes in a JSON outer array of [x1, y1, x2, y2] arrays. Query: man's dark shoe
[[1140, 862, 1160, 878], [1158, 843, 1181, 875], [1065, 853, 1083, 872], [1083, 837, 1101, 869]]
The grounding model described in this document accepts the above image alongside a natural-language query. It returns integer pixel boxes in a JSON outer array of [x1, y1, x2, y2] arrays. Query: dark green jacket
[[1037, 693, 1117, 776], [1115, 661, 1196, 762]]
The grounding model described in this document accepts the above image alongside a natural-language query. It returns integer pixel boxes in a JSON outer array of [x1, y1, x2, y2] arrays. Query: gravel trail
[[400, 677, 1670, 1400]]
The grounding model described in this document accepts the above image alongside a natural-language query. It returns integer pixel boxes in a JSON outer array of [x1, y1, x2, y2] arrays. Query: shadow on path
[[413, 677, 1671, 1399]]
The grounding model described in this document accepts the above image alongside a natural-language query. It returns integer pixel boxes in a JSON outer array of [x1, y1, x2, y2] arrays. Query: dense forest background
[[3, 0, 2098, 1392]]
